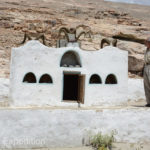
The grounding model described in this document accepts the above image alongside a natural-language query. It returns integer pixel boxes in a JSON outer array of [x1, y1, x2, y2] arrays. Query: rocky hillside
[[0, 0, 150, 78]]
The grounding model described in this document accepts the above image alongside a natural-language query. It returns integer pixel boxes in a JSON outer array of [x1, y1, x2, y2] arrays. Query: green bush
[[90, 132, 115, 150]]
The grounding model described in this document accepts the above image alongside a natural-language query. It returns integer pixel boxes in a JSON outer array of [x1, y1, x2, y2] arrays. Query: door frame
[[62, 71, 85, 103]]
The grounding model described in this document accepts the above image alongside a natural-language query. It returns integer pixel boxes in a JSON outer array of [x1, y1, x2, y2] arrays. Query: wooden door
[[78, 75, 85, 104]]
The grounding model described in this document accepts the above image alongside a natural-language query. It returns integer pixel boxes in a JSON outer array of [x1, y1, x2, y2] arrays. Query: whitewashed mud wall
[[0, 78, 147, 148], [0, 108, 150, 149], [0, 78, 145, 103], [128, 78, 145, 100], [10, 40, 128, 107]]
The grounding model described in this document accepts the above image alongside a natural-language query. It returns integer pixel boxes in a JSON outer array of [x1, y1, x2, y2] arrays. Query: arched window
[[89, 74, 102, 84], [105, 74, 117, 84], [39, 74, 53, 83], [60, 51, 81, 67], [23, 72, 36, 83]]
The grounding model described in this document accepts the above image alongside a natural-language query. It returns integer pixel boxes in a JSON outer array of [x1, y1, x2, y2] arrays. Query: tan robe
[[144, 48, 150, 104]]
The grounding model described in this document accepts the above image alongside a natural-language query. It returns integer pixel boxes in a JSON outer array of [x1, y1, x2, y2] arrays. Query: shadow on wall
[[39, 74, 53, 83], [105, 74, 117, 84], [23, 72, 117, 84], [23, 72, 36, 83], [23, 73, 53, 83], [60, 51, 82, 67], [89, 74, 102, 84], [89, 74, 117, 84]]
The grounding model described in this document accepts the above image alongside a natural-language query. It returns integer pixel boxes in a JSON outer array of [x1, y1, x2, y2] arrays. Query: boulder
[[128, 54, 144, 72], [117, 40, 146, 54], [117, 40, 145, 74]]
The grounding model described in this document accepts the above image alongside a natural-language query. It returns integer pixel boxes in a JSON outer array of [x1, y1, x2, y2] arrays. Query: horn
[[101, 38, 111, 48], [20, 33, 32, 45]]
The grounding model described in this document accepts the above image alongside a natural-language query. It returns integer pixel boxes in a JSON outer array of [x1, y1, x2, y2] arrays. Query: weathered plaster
[[10, 40, 128, 107], [0, 78, 147, 148], [0, 108, 149, 149]]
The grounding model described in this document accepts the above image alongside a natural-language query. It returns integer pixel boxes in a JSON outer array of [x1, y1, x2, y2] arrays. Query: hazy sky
[[105, 0, 150, 6]]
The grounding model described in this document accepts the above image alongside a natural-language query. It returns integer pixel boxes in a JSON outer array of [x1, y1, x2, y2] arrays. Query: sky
[[105, 0, 150, 6]]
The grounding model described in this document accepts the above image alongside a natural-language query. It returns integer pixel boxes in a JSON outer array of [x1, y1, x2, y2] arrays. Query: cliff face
[[0, 0, 150, 78]]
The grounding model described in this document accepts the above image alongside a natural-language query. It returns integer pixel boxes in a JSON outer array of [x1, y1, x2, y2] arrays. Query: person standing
[[144, 37, 150, 107]]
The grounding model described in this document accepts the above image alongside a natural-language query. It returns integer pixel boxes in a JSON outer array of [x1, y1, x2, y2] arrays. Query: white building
[[2, 40, 149, 149], [10, 40, 128, 107]]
